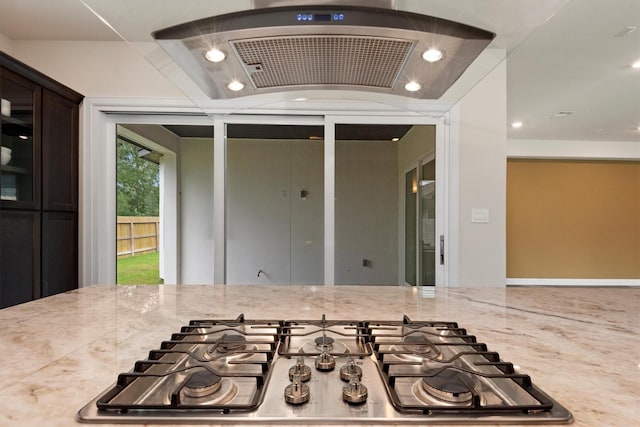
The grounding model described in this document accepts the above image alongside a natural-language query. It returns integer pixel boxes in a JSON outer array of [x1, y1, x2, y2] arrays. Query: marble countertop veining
[[0, 285, 637, 427]]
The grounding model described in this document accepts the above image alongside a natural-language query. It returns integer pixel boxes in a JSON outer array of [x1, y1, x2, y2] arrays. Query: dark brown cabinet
[[0, 52, 82, 309], [0, 210, 40, 307], [42, 212, 77, 297], [0, 68, 41, 210], [42, 89, 78, 211]]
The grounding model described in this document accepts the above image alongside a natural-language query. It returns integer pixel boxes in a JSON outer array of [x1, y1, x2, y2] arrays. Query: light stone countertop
[[0, 285, 637, 427]]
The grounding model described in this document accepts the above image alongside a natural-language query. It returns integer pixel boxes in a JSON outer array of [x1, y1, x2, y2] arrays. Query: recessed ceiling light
[[404, 81, 421, 92], [632, 60, 640, 69], [204, 48, 226, 63], [227, 81, 244, 91], [422, 48, 444, 62], [511, 121, 523, 128], [391, 137, 400, 142], [18, 135, 29, 140]]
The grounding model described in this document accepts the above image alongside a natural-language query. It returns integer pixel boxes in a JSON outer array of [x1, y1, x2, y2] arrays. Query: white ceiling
[[0, 0, 638, 141]]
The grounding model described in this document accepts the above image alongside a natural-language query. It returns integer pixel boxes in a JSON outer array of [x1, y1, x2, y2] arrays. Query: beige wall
[[507, 160, 640, 279]]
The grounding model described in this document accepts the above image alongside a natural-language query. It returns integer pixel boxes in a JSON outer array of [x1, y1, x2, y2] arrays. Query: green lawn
[[117, 252, 162, 284]]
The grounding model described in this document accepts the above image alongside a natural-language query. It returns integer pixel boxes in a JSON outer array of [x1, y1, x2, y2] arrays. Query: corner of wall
[[0, 32, 14, 55], [450, 61, 507, 287]]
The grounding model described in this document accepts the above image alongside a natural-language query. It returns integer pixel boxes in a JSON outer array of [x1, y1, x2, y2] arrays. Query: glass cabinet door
[[0, 68, 41, 209]]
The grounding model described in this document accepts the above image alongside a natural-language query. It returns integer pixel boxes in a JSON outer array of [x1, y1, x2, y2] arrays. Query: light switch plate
[[471, 208, 490, 223]]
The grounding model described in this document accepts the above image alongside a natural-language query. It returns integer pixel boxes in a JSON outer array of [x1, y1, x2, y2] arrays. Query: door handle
[[439, 235, 445, 265]]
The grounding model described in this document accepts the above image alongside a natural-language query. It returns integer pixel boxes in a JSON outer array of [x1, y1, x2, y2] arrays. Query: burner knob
[[289, 355, 312, 382], [315, 348, 335, 371], [342, 374, 368, 404], [339, 356, 362, 382], [284, 373, 311, 405]]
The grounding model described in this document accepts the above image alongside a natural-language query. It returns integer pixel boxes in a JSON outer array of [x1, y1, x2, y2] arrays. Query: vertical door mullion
[[213, 118, 226, 284], [416, 160, 422, 286], [324, 119, 335, 285], [436, 117, 447, 287]]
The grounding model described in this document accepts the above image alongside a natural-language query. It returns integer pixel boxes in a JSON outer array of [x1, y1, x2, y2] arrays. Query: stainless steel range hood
[[152, 3, 495, 100]]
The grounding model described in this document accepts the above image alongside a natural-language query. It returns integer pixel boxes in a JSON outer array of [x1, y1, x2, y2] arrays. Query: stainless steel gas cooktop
[[77, 314, 572, 424]]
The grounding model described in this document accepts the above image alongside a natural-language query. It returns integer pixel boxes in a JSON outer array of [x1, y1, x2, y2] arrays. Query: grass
[[117, 252, 162, 285]]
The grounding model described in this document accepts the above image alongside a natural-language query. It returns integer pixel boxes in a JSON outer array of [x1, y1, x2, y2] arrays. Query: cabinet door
[[42, 89, 78, 211], [0, 68, 42, 210], [42, 211, 77, 297], [0, 210, 40, 308]]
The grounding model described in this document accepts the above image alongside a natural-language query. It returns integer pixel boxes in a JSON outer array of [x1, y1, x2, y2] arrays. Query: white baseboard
[[507, 278, 640, 287]]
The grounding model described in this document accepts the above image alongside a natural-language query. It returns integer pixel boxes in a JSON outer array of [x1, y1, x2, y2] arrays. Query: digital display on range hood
[[296, 12, 345, 22]]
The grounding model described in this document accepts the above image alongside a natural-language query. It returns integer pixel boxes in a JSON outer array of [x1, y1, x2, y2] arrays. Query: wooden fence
[[117, 216, 160, 259]]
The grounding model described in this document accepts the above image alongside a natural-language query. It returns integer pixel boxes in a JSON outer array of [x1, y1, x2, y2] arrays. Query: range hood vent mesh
[[231, 35, 414, 89]]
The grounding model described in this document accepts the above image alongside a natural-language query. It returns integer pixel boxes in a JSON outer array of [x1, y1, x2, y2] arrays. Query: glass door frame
[[327, 115, 445, 287], [214, 114, 447, 286], [419, 154, 437, 286], [404, 153, 437, 286]]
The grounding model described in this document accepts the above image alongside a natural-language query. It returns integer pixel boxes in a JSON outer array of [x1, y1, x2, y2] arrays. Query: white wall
[[226, 139, 324, 284], [335, 140, 398, 284], [180, 137, 214, 284], [449, 61, 507, 286], [11, 41, 184, 98], [0, 33, 14, 55], [398, 126, 436, 170], [224, 137, 399, 285], [291, 140, 325, 284], [508, 138, 640, 160], [226, 139, 292, 284]]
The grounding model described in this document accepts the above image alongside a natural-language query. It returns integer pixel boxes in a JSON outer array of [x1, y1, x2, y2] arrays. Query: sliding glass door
[[419, 157, 436, 286], [216, 116, 442, 286], [404, 156, 436, 286]]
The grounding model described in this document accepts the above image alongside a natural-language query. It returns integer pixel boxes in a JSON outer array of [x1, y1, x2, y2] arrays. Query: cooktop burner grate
[[370, 316, 559, 415], [96, 315, 281, 413], [279, 314, 371, 356], [77, 314, 572, 424]]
